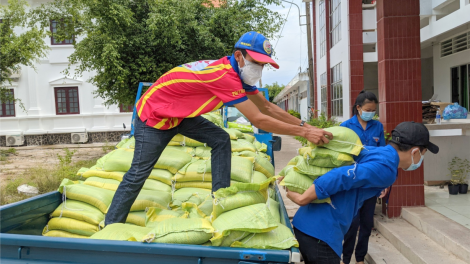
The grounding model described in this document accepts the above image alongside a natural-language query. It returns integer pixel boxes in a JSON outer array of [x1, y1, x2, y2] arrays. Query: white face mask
[[239, 55, 263, 86]]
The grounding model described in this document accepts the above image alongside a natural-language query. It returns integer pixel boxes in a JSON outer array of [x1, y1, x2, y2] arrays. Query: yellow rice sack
[[148, 169, 174, 185], [237, 151, 274, 178], [243, 133, 256, 143], [267, 198, 281, 223], [43, 217, 98, 237], [211, 203, 278, 247], [146, 207, 186, 228], [171, 134, 205, 147], [142, 179, 172, 192], [90, 223, 152, 241], [84, 177, 120, 191], [82, 170, 125, 181], [50, 200, 104, 226], [279, 169, 331, 204], [59, 179, 114, 213], [43, 230, 89, 239], [301, 147, 354, 168], [131, 189, 172, 212], [231, 223, 299, 250], [211, 179, 274, 221], [309, 126, 363, 156], [126, 211, 147, 227], [142, 218, 214, 245], [231, 139, 257, 152]]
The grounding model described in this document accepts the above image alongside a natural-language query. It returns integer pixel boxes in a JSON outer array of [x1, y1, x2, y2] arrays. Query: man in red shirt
[[105, 31, 333, 225]]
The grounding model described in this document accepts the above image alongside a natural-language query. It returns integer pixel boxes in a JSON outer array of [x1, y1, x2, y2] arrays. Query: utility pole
[[304, 1, 315, 111]]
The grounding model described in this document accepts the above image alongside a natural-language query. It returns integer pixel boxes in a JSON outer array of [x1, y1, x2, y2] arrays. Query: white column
[[26, 66, 41, 116]]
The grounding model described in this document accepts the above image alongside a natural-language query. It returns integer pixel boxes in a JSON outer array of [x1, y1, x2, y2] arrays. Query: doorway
[[451, 64, 469, 109]]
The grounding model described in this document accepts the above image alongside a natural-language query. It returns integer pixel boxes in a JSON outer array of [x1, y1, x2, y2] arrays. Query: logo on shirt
[[263, 40, 272, 55], [232, 89, 245, 96], [373, 137, 380, 142]]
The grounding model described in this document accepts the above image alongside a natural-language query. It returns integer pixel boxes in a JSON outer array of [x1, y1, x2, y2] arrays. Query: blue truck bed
[[0, 185, 300, 264]]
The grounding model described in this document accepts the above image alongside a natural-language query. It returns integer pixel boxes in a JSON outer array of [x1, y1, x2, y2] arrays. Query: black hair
[[233, 48, 247, 57], [352, 90, 378, 116], [389, 142, 426, 153]]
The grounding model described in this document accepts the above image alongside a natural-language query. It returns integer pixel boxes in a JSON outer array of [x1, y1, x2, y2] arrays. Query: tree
[[265, 81, 284, 102], [31, 0, 284, 106], [0, 0, 49, 109]]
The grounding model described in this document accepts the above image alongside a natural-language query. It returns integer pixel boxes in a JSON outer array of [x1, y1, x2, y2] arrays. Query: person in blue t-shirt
[[281, 121, 439, 264], [340, 91, 386, 264]]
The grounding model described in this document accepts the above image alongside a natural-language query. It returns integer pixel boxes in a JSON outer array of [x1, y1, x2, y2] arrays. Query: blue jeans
[[342, 196, 377, 264], [294, 227, 341, 264], [105, 116, 231, 225]]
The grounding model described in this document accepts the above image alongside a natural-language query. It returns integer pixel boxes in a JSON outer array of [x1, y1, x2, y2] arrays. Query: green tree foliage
[[0, 0, 49, 109], [31, 0, 284, 106], [287, 109, 300, 119], [265, 81, 283, 102]]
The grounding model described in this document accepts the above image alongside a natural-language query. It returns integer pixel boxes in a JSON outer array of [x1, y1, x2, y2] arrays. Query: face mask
[[360, 109, 376, 122], [404, 148, 424, 171], [238, 55, 263, 86]]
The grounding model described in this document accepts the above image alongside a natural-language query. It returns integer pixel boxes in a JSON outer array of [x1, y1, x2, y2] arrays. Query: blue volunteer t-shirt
[[340, 115, 386, 147], [292, 145, 399, 257]]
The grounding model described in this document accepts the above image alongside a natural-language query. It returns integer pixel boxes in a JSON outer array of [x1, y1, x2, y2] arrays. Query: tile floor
[[425, 185, 470, 229]]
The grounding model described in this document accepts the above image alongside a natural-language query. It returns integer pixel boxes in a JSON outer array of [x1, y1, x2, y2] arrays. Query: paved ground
[[0, 143, 115, 186], [274, 134, 302, 219]]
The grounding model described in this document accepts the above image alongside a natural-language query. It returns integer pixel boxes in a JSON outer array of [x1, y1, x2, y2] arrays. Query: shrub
[[295, 112, 341, 146], [287, 110, 301, 119]]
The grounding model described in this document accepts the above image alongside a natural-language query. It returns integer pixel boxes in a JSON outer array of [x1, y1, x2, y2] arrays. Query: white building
[[274, 0, 470, 218], [0, 0, 132, 146], [273, 71, 310, 120]]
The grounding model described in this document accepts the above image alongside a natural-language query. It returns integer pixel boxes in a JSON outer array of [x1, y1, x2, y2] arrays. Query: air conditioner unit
[[71, 132, 88, 143], [6, 133, 24, 146]]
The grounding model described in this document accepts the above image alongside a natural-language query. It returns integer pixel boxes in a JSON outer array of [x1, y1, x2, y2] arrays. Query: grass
[[0, 148, 17, 162], [0, 157, 97, 206], [101, 140, 115, 154]]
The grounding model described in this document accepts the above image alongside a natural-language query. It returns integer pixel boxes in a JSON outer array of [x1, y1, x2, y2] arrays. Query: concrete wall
[[300, 98, 308, 121], [316, 0, 327, 115], [424, 135, 470, 181], [363, 62, 380, 115]]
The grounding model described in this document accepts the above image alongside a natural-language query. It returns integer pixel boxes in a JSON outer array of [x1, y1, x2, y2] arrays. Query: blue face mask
[[405, 148, 424, 171], [360, 110, 376, 122]]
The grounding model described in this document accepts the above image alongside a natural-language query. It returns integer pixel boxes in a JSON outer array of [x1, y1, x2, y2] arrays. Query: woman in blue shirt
[[340, 91, 386, 264]]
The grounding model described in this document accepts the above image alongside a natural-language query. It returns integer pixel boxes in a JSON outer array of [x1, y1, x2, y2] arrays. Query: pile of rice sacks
[[42, 111, 298, 250], [278, 126, 363, 204]]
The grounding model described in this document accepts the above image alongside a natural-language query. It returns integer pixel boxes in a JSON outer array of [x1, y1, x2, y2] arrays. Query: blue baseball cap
[[234, 31, 279, 69]]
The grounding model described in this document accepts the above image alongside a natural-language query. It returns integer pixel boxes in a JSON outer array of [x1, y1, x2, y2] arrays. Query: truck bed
[[0, 186, 300, 264]]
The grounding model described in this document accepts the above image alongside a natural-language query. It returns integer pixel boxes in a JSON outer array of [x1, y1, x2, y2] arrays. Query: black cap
[[390, 122, 439, 154]]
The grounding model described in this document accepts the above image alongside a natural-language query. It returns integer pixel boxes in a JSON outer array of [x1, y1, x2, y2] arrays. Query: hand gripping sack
[[309, 126, 363, 156], [210, 203, 278, 247], [302, 147, 354, 168], [50, 200, 104, 226], [143, 218, 214, 245], [279, 169, 331, 204], [211, 179, 274, 221], [231, 223, 299, 250], [90, 223, 152, 241]]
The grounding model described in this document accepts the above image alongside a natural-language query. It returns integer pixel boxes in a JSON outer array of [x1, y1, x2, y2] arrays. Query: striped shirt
[[136, 56, 258, 130]]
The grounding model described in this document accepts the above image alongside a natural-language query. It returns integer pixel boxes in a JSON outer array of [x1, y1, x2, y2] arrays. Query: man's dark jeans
[[105, 116, 231, 225], [342, 196, 376, 264], [294, 227, 341, 264]]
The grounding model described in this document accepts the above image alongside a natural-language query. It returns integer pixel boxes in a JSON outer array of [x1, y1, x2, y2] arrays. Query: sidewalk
[[274, 134, 302, 218]]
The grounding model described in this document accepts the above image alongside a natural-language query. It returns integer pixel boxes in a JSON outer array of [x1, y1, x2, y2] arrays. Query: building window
[[50, 20, 74, 45], [54, 87, 80, 115], [330, 0, 341, 47], [441, 31, 470, 57], [331, 63, 343, 117], [0, 89, 15, 117], [319, 0, 326, 58], [320, 73, 327, 114], [120, 104, 134, 112]]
